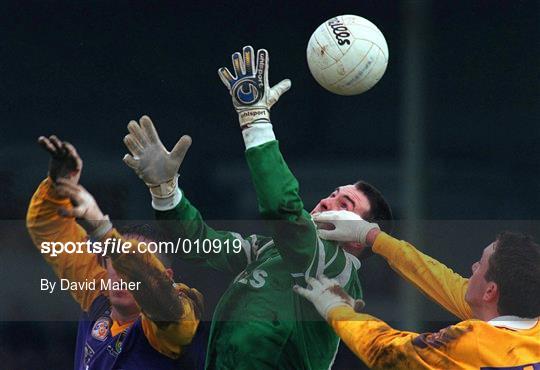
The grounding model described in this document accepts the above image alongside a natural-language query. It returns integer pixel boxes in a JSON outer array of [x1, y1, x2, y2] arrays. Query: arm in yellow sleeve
[[372, 232, 473, 320], [104, 229, 201, 359], [26, 178, 106, 311], [327, 306, 477, 369], [140, 289, 200, 359]]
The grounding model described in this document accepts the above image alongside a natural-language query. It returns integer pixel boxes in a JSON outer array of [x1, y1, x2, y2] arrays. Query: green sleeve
[[245, 140, 358, 282], [155, 193, 256, 275]]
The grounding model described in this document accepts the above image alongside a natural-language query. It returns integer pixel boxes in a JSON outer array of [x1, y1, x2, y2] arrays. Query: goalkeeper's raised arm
[[122, 116, 256, 275], [218, 45, 392, 279]]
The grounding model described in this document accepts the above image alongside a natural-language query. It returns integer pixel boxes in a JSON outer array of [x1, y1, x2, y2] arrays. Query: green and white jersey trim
[[305, 237, 361, 286], [237, 232, 362, 288]]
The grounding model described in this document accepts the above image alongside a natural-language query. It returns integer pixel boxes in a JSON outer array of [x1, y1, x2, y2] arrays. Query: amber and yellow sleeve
[[103, 228, 201, 359], [327, 306, 478, 369], [26, 178, 106, 311], [372, 232, 473, 320]]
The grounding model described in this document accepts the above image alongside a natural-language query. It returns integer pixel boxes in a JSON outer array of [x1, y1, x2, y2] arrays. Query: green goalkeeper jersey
[[156, 140, 362, 369]]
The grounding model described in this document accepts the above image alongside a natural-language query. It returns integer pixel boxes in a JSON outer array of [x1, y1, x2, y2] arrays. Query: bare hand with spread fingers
[[37, 135, 82, 184], [37, 135, 111, 239]]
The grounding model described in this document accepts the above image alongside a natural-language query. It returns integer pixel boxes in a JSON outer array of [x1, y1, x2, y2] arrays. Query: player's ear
[[483, 281, 499, 303], [165, 268, 174, 280]]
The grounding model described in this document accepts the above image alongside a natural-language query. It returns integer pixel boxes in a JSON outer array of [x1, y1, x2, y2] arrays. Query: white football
[[306, 15, 389, 95]]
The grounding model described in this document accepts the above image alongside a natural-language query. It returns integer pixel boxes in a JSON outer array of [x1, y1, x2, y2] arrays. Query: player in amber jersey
[[26, 135, 205, 369], [296, 211, 540, 369]]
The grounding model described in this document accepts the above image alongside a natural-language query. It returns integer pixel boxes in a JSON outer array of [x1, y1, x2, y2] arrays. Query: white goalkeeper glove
[[294, 275, 365, 320], [122, 115, 191, 200], [218, 45, 291, 128], [312, 210, 380, 246]]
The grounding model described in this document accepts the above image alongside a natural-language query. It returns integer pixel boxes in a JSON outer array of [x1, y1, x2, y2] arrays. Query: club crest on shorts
[[92, 317, 111, 341]]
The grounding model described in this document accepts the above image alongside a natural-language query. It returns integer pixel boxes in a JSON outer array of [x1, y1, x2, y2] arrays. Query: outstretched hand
[[55, 179, 102, 220], [123, 115, 191, 197], [55, 178, 112, 239], [38, 135, 82, 184], [37, 135, 111, 238], [218, 45, 291, 128], [312, 210, 380, 246], [294, 275, 365, 320]]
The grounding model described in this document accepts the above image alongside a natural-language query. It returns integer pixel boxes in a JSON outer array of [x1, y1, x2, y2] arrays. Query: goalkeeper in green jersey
[[122, 46, 392, 369]]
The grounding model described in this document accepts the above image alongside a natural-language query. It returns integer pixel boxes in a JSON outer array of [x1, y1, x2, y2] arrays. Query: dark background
[[0, 1, 539, 369]]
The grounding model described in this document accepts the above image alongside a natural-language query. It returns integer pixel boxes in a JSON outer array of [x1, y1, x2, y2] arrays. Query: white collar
[[487, 315, 539, 330]]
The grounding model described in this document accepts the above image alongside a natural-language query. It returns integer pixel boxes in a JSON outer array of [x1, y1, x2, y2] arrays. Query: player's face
[[105, 259, 139, 315], [311, 185, 371, 216], [465, 242, 496, 310], [311, 185, 371, 255]]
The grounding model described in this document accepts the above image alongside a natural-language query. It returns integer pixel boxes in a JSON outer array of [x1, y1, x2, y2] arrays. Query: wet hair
[[354, 180, 393, 233], [485, 231, 540, 318]]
